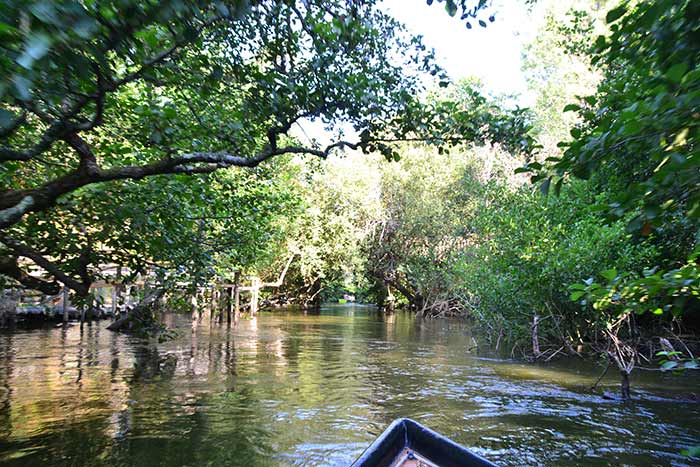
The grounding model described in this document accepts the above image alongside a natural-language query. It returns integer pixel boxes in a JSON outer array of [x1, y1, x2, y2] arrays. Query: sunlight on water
[[0, 305, 697, 466]]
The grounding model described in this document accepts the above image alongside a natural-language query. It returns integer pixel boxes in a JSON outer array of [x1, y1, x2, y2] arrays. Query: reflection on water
[[0, 305, 697, 466]]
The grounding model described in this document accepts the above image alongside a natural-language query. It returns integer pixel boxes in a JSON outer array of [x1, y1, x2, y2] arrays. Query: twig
[[591, 357, 610, 391]]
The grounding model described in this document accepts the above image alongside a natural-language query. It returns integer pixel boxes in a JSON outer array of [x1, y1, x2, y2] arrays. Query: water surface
[[0, 305, 698, 466]]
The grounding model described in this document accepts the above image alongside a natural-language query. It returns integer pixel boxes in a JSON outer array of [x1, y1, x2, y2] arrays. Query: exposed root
[[603, 315, 638, 401], [107, 289, 166, 335]]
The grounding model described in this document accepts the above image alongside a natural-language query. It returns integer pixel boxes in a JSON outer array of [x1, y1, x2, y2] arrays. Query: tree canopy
[[0, 0, 533, 296]]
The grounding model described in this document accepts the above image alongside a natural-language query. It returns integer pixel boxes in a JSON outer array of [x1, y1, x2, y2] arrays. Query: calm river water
[[0, 305, 697, 466]]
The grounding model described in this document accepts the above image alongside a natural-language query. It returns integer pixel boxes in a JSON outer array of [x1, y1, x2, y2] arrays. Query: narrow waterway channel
[[0, 305, 697, 466]]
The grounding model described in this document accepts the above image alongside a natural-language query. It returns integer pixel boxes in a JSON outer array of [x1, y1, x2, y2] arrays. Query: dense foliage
[[519, 1, 700, 329], [0, 0, 525, 297]]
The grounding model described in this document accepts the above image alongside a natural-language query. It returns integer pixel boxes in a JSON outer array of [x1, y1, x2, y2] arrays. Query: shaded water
[[0, 305, 698, 466]]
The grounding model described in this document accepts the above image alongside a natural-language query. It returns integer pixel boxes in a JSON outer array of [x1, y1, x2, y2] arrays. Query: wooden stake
[[234, 271, 240, 323], [251, 277, 259, 317], [110, 285, 117, 317], [227, 287, 233, 325], [62, 286, 69, 323], [532, 314, 541, 358]]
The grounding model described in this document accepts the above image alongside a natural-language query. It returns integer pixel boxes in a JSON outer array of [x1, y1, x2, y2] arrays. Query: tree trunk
[[306, 277, 322, 310], [385, 284, 395, 314]]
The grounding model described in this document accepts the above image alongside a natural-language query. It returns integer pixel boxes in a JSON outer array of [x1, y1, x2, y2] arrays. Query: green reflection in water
[[0, 305, 697, 466]]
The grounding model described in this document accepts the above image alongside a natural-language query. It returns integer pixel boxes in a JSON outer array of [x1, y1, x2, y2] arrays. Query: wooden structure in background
[[4, 256, 295, 324]]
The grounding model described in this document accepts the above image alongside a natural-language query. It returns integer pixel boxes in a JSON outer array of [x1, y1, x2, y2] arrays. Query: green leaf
[[13, 75, 32, 100], [594, 35, 607, 50], [540, 177, 551, 196], [606, 5, 627, 24], [621, 120, 641, 136], [0, 21, 18, 38], [0, 109, 14, 130], [17, 33, 52, 69], [681, 446, 700, 457], [600, 268, 617, 281], [665, 63, 688, 84], [445, 0, 457, 17], [660, 360, 678, 370], [563, 104, 580, 112], [570, 291, 585, 301]]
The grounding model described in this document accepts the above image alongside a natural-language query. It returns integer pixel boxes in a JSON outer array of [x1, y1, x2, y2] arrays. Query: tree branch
[[0, 111, 26, 139], [0, 139, 361, 230], [0, 237, 89, 295], [64, 133, 100, 175], [0, 15, 223, 165], [0, 255, 62, 296]]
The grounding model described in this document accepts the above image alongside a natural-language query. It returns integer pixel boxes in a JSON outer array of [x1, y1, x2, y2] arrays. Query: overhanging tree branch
[[0, 237, 89, 295], [0, 256, 62, 296], [0, 138, 362, 230]]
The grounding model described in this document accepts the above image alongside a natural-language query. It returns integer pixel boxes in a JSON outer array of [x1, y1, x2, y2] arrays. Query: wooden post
[[226, 286, 233, 325], [233, 271, 241, 323], [251, 277, 259, 317], [213, 287, 221, 323], [114, 266, 123, 318], [124, 285, 132, 311], [62, 287, 69, 323], [211, 287, 216, 323], [111, 285, 117, 317], [218, 287, 224, 323], [532, 314, 541, 358]]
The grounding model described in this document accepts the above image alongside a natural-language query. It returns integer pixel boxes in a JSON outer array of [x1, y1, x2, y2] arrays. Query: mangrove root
[[107, 289, 166, 334]]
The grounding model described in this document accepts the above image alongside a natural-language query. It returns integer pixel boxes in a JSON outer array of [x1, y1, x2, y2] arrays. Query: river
[[0, 305, 697, 466]]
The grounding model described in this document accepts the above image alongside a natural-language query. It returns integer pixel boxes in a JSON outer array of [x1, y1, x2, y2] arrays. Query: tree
[[269, 154, 383, 307], [525, 0, 700, 321], [521, 0, 607, 151], [0, 0, 451, 295], [1, 0, 540, 298]]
